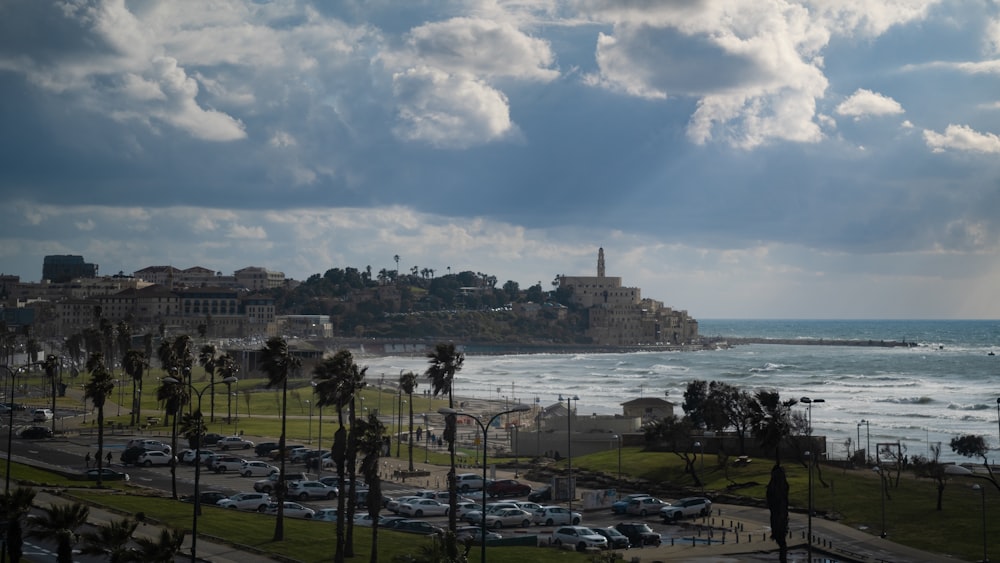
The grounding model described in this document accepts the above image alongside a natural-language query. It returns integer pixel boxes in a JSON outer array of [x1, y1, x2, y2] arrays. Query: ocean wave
[[948, 402, 993, 411], [749, 362, 789, 373], [877, 396, 934, 405]]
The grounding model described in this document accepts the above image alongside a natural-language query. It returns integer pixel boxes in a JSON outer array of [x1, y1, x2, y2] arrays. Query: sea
[[356, 319, 1000, 464]]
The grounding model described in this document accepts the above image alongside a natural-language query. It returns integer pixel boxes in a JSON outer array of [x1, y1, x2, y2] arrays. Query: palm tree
[[399, 371, 418, 472], [751, 390, 797, 563], [215, 352, 240, 424], [79, 517, 138, 563], [27, 502, 89, 563], [133, 527, 185, 562], [259, 336, 301, 542], [1, 486, 37, 563], [356, 414, 385, 563], [84, 353, 115, 486], [198, 344, 218, 421], [156, 374, 189, 499], [425, 342, 464, 559], [312, 349, 366, 562], [122, 349, 147, 427], [42, 354, 60, 435]]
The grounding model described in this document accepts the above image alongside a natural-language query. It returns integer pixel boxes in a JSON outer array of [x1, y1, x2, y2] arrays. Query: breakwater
[[716, 337, 918, 348]]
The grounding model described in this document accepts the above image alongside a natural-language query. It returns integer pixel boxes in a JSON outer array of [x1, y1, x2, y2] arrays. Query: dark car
[[201, 433, 224, 446], [19, 426, 53, 439], [485, 479, 531, 498], [614, 522, 661, 547], [593, 526, 631, 549], [83, 468, 130, 481], [527, 485, 551, 503], [391, 519, 444, 535], [181, 491, 229, 505], [254, 441, 280, 457], [120, 446, 148, 466]]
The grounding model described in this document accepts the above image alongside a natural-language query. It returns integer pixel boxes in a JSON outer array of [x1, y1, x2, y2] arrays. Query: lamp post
[[873, 465, 887, 538], [165, 374, 238, 563], [439, 403, 530, 563], [973, 484, 989, 563], [559, 394, 579, 511], [801, 396, 824, 562], [858, 419, 870, 465], [424, 414, 430, 463], [612, 435, 622, 480], [996, 398, 999, 452], [306, 400, 312, 445], [1, 365, 17, 495]]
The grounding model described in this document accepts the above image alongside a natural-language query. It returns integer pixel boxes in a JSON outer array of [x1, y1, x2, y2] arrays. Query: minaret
[[597, 247, 605, 278]]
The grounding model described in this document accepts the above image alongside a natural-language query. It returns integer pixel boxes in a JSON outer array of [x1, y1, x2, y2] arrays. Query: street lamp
[[306, 400, 312, 445], [995, 398, 999, 451], [973, 484, 989, 563], [1, 365, 18, 495], [857, 419, 870, 465], [439, 403, 530, 563], [873, 465, 887, 538], [612, 434, 622, 480], [424, 414, 430, 463], [559, 394, 579, 512], [164, 374, 238, 563], [801, 396, 824, 562]]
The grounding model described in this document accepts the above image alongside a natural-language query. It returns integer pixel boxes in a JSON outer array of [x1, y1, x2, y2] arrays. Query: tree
[[749, 390, 797, 563], [215, 352, 240, 424], [642, 416, 701, 487], [84, 353, 115, 487], [133, 527, 185, 563], [156, 374, 189, 499], [198, 344, 218, 422], [705, 382, 756, 455], [356, 414, 385, 563], [681, 380, 708, 429], [0, 486, 37, 563], [27, 502, 90, 563], [122, 349, 147, 427], [260, 336, 301, 541], [42, 354, 60, 436], [950, 434, 1000, 491], [399, 371, 418, 472], [913, 443, 948, 511], [425, 342, 464, 559], [79, 517, 138, 563]]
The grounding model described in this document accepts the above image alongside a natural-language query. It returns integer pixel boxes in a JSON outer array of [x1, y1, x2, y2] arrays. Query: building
[[42, 255, 98, 283], [234, 266, 286, 290], [557, 248, 699, 346]]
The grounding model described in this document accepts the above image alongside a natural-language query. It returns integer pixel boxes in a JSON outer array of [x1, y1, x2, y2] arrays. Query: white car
[[455, 473, 485, 492], [399, 498, 449, 517], [241, 461, 279, 478], [386, 495, 422, 514], [209, 455, 246, 473], [127, 439, 171, 454], [455, 501, 480, 520], [265, 501, 314, 519], [136, 451, 174, 467], [217, 492, 271, 512], [217, 436, 255, 450], [551, 526, 608, 551], [287, 480, 338, 500], [180, 449, 214, 465], [463, 502, 519, 524], [532, 506, 582, 526], [626, 497, 669, 517], [484, 508, 533, 529], [514, 501, 543, 513], [315, 508, 339, 522]]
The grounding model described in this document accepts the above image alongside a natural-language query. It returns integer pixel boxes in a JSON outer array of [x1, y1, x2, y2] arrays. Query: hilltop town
[[0, 249, 700, 351]]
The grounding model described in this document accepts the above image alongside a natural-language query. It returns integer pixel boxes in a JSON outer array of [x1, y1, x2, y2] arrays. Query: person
[[84, 452, 91, 468], [106, 451, 113, 466]]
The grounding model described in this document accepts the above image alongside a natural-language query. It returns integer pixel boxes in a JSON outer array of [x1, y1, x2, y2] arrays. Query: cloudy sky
[[2, 0, 1000, 319]]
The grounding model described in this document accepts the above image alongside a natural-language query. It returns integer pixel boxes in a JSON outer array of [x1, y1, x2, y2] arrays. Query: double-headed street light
[[801, 396, 825, 562], [165, 374, 238, 563], [439, 403, 530, 563]]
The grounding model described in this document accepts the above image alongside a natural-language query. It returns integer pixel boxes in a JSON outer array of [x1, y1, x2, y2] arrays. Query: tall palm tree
[[399, 371, 418, 472], [42, 354, 60, 436], [357, 414, 385, 563], [425, 342, 464, 559], [84, 353, 115, 487], [260, 336, 301, 542], [122, 349, 147, 427], [198, 344, 218, 421], [133, 527, 185, 562], [1, 486, 36, 563], [78, 517, 138, 563], [215, 352, 240, 424], [27, 502, 89, 563], [156, 374, 189, 499], [312, 349, 366, 562]]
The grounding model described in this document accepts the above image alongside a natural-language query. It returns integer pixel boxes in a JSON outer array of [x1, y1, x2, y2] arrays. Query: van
[[32, 408, 53, 422]]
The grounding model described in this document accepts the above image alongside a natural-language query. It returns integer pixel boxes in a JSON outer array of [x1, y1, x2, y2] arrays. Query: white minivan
[[32, 408, 53, 422]]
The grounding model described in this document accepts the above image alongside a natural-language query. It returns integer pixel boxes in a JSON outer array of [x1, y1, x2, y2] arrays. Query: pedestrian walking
[[106, 451, 113, 466], [84, 452, 91, 468]]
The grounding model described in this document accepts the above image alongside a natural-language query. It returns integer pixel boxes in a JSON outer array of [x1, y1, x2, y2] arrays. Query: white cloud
[[836, 89, 905, 119], [923, 124, 1000, 153]]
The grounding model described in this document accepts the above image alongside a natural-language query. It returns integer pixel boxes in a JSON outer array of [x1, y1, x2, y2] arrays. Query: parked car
[[398, 498, 449, 517], [532, 506, 581, 526], [386, 495, 423, 514], [455, 501, 481, 520], [484, 508, 533, 529], [288, 447, 312, 463], [253, 472, 307, 493], [612, 493, 651, 514], [593, 526, 631, 549], [217, 492, 271, 512], [314, 508, 339, 522], [265, 501, 314, 519], [209, 455, 246, 473], [455, 473, 485, 492], [485, 479, 531, 498], [31, 408, 53, 422], [254, 441, 280, 457], [18, 426, 53, 439], [527, 485, 552, 503], [136, 451, 174, 467], [286, 480, 338, 500], [126, 439, 171, 453], [551, 526, 608, 551], [462, 502, 519, 524], [217, 436, 255, 450], [355, 514, 404, 528], [180, 449, 215, 465], [456, 525, 502, 543], [181, 491, 229, 505], [120, 446, 148, 466], [626, 497, 669, 517], [269, 444, 305, 460], [514, 501, 543, 513], [241, 460, 279, 478], [391, 520, 444, 535], [83, 468, 129, 481], [614, 522, 661, 547], [660, 497, 712, 522], [200, 433, 224, 446]]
